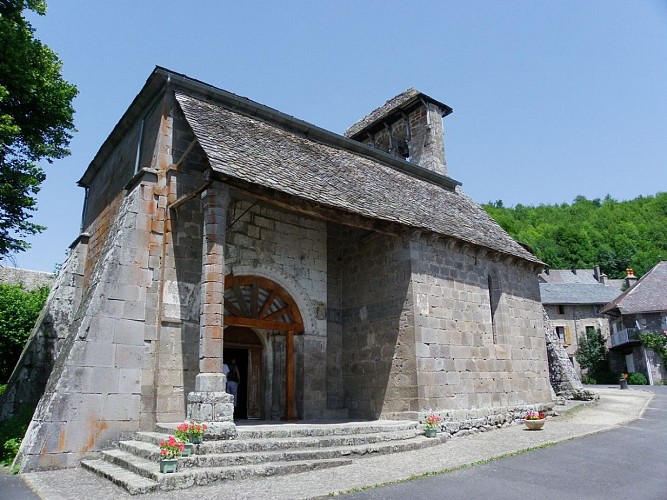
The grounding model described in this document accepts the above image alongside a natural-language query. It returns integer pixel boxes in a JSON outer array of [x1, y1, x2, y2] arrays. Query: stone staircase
[[81, 420, 448, 495]]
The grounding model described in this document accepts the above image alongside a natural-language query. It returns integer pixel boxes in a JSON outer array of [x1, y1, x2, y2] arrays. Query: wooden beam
[[223, 316, 304, 333], [284, 330, 297, 421], [222, 177, 407, 237], [231, 280, 250, 317], [264, 305, 289, 321], [258, 289, 278, 319]]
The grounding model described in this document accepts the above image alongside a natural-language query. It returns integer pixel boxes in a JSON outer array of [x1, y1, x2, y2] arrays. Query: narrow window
[[557, 305, 565, 315], [488, 275, 498, 344]]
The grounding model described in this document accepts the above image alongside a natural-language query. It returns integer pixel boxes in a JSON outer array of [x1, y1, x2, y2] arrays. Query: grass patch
[[0, 405, 34, 468]]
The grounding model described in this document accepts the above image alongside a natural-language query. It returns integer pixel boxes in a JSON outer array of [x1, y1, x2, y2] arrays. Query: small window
[[557, 305, 565, 315], [555, 326, 565, 341], [585, 326, 596, 336]]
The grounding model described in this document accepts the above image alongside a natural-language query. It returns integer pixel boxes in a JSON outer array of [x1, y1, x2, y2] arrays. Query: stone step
[[90, 449, 353, 493], [118, 431, 448, 469], [156, 419, 418, 439], [156, 458, 354, 491], [81, 459, 159, 495], [85, 420, 446, 494], [132, 428, 420, 454]]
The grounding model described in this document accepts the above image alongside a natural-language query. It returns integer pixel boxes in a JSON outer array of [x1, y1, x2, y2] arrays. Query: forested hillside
[[482, 192, 667, 279]]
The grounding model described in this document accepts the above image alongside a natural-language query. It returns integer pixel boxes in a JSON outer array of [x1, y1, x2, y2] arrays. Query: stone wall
[[14, 173, 163, 470], [0, 268, 55, 290], [336, 229, 415, 419], [543, 307, 584, 397], [409, 236, 551, 414]]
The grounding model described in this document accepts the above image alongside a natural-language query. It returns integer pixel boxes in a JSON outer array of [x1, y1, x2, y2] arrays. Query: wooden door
[[247, 347, 262, 419]]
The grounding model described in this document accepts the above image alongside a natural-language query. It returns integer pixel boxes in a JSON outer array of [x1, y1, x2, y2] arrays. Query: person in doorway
[[226, 358, 240, 408]]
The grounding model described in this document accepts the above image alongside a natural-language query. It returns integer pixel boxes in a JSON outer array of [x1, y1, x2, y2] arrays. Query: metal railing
[[609, 327, 641, 348]]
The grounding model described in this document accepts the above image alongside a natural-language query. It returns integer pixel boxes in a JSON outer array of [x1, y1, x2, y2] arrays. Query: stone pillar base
[[186, 373, 237, 439]]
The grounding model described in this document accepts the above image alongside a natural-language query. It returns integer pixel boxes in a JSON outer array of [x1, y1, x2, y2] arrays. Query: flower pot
[[189, 434, 203, 444], [159, 458, 179, 473], [620, 379, 628, 390], [181, 443, 194, 457], [424, 428, 437, 438], [524, 418, 545, 430]]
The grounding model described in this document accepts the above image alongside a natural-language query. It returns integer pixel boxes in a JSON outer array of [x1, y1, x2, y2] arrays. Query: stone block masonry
[[13, 172, 163, 471]]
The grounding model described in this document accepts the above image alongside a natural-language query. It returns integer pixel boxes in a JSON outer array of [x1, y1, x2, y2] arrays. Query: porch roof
[[174, 90, 540, 264]]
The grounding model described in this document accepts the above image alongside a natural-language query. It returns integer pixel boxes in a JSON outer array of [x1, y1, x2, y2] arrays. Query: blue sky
[[9, 0, 667, 272]]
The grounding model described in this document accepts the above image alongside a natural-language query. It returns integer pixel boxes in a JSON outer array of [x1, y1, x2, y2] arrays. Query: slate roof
[[600, 262, 667, 314], [539, 269, 601, 284], [174, 91, 539, 263], [345, 88, 453, 139], [540, 283, 620, 305]]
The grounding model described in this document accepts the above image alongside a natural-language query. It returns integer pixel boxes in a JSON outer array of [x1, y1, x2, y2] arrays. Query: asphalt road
[[0, 467, 39, 500], [343, 386, 667, 500]]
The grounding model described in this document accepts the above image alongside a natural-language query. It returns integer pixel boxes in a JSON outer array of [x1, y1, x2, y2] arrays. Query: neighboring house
[[539, 267, 621, 375], [601, 263, 667, 384], [3, 67, 552, 471]]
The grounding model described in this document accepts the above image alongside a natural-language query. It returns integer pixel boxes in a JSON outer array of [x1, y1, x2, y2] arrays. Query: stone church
[[2, 67, 551, 471]]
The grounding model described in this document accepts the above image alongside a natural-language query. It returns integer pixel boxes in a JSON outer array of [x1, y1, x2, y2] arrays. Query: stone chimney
[[345, 89, 452, 176], [625, 268, 638, 289], [593, 266, 608, 285]]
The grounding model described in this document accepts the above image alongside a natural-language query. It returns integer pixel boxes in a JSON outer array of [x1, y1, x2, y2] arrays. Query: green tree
[[0, 282, 49, 383], [575, 328, 607, 377], [0, 0, 77, 256], [483, 192, 667, 278]]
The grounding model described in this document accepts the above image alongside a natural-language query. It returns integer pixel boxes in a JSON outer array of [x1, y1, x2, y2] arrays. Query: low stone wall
[[420, 401, 554, 438]]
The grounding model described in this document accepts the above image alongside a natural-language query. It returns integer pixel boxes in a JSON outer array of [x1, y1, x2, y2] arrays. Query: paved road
[[343, 386, 667, 500], [0, 467, 39, 500]]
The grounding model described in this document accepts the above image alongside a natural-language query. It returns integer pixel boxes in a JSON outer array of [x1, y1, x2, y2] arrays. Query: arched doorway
[[223, 274, 304, 420]]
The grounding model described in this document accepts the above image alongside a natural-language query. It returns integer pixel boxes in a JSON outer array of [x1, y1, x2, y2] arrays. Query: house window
[[555, 326, 565, 341], [557, 305, 565, 315], [585, 326, 596, 336]]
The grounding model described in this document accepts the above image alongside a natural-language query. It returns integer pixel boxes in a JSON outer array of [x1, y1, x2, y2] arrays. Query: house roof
[[539, 283, 620, 305], [600, 261, 667, 315], [344, 88, 453, 139], [174, 90, 540, 263], [539, 269, 601, 284]]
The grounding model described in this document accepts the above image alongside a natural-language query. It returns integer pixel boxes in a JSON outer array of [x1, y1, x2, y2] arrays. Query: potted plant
[[619, 373, 628, 390], [159, 436, 185, 473], [175, 423, 194, 456], [524, 411, 546, 430], [187, 422, 208, 444], [423, 414, 442, 438]]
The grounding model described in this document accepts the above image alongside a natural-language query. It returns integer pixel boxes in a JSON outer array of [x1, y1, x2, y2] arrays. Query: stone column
[[187, 182, 237, 438]]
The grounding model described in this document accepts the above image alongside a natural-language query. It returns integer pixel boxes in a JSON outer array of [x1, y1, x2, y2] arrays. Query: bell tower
[[345, 88, 453, 176]]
